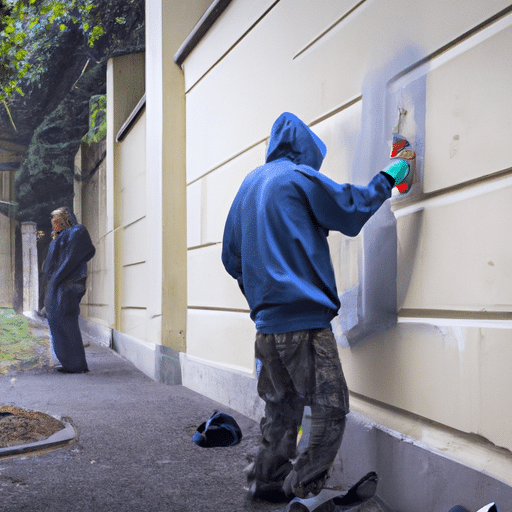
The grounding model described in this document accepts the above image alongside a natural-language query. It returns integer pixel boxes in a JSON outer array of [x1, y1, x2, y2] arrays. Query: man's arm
[[299, 170, 393, 237]]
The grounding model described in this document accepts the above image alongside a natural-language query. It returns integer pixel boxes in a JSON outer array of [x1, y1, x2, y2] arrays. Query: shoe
[[246, 461, 291, 503], [284, 468, 329, 499], [55, 365, 89, 374], [286, 472, 377, 512], [247, 479, 288, 503], [332, 471, 378, 507]]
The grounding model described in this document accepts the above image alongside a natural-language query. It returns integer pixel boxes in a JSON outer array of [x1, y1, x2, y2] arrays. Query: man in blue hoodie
[[222, 112, 409, 501]]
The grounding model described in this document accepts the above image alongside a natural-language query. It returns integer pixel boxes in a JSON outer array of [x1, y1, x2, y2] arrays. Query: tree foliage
[[4, 0, 144, 228], [0, 0, 144, 228], [82, 94, 106, 144], [14, 60, 108, 229], [0, 0, 105, 107], [0, 0, 141, 111]]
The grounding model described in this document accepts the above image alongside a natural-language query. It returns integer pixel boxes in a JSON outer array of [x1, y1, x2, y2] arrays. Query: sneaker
[[247, 479, 288, 503], [283, 468, 329, 499]]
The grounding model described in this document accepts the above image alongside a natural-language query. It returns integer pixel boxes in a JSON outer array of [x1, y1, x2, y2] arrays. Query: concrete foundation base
[[86, 319, 182, 385], [155, 344, 182, 385], [79, 316, 112, 348], [180, 353, 264, 421], [111, 329, 157, 381], [338, 411, 512, 512]]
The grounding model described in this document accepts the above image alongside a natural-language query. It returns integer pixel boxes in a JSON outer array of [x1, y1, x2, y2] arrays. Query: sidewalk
[[0, 318, 388, 512]]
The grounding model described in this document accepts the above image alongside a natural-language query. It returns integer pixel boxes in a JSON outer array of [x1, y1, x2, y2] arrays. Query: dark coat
[[44, 224, 96, 372]]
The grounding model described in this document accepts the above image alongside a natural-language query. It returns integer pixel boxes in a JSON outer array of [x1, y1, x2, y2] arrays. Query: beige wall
[[182, 0, 512, 482], [146, 0, 217, 352], [74, 0, 512, 492], [0, 212, 13, 307], [0, 171, 15, 307], [108, 53, 147, 336], [117, 111, 148, 339], [76, 142, 112, 329], [77, 52, 147, 335], [80, 1, 215, 350]]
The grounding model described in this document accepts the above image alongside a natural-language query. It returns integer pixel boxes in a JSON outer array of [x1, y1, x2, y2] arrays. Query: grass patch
[[0, 308, 41, 367]]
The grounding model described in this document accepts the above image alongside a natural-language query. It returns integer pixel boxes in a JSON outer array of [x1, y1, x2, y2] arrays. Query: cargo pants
[[249, 328, 349, 499]]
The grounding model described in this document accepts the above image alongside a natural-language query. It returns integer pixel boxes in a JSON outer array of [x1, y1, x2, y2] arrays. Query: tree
[[0, 0, 105, 115], [0, 0, 144, 229]]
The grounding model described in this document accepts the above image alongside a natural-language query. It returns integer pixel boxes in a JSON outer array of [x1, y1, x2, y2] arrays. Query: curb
[[0, 418, 77, 458]]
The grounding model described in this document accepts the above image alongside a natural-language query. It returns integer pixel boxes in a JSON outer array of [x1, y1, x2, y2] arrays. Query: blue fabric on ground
[[192, 411, 243, 448]]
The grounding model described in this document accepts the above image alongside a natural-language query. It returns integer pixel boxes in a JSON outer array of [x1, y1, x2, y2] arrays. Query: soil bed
[[0, 405, 65, 448]]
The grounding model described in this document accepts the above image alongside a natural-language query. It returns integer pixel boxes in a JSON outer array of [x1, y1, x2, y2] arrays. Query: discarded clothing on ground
[[192, 411, 243, 448]]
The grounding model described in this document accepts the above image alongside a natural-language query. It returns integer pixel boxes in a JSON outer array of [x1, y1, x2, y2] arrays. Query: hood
[[265, 112, 327, 171]]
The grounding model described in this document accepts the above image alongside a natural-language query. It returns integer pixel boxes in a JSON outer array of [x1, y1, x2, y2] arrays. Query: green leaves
[[13, 32, 26, 44], [0, 0, 103, 105], [14, 49, 27, 61], [82, 94, 107, 144], [39, 4, 52, 16], [88, 25, 104, 46]]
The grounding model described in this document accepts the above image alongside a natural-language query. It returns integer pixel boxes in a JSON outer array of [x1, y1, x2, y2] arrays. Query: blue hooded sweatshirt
[[222, 112, 393, 334]]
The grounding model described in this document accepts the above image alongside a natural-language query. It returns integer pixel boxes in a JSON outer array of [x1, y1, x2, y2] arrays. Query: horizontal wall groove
[[310, 94, 362, 127], [187, 95, 363, 187], [123, 260, 145, 268], [187, 242, 220, 251], [113, 214, 146, 233], [389, 4, 512, 86], [184, 0, 281, 94], [188, 305, 250, 314], [293, 0, 368, 60], [399, 309, 512, 321], [398, 309, 512, 329], [187, 137, 267, 186], [393, 167, 512, 216], [112, 216, 146, 234]]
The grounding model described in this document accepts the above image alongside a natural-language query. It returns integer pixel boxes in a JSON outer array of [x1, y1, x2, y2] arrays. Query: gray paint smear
[[333, 44, 427, 347]]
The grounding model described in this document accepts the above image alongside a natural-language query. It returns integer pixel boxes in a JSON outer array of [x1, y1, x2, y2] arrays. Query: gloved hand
[[382, 159, 410, 187]]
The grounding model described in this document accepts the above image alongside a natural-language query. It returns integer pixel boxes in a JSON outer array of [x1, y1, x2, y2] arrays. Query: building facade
[[76, 1, 512, 509], [0, 166, 18, 307]]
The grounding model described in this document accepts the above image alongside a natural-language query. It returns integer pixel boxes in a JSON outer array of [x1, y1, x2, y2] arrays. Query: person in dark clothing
[[222, 112, 409, 501], [44, 207, 96, 373]]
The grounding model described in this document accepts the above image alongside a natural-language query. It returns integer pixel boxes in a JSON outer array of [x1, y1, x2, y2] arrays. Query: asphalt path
[[0, 343, 287, 512]]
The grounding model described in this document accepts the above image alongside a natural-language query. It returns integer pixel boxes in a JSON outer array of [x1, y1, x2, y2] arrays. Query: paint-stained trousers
[[250, 328, 349, 498]]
